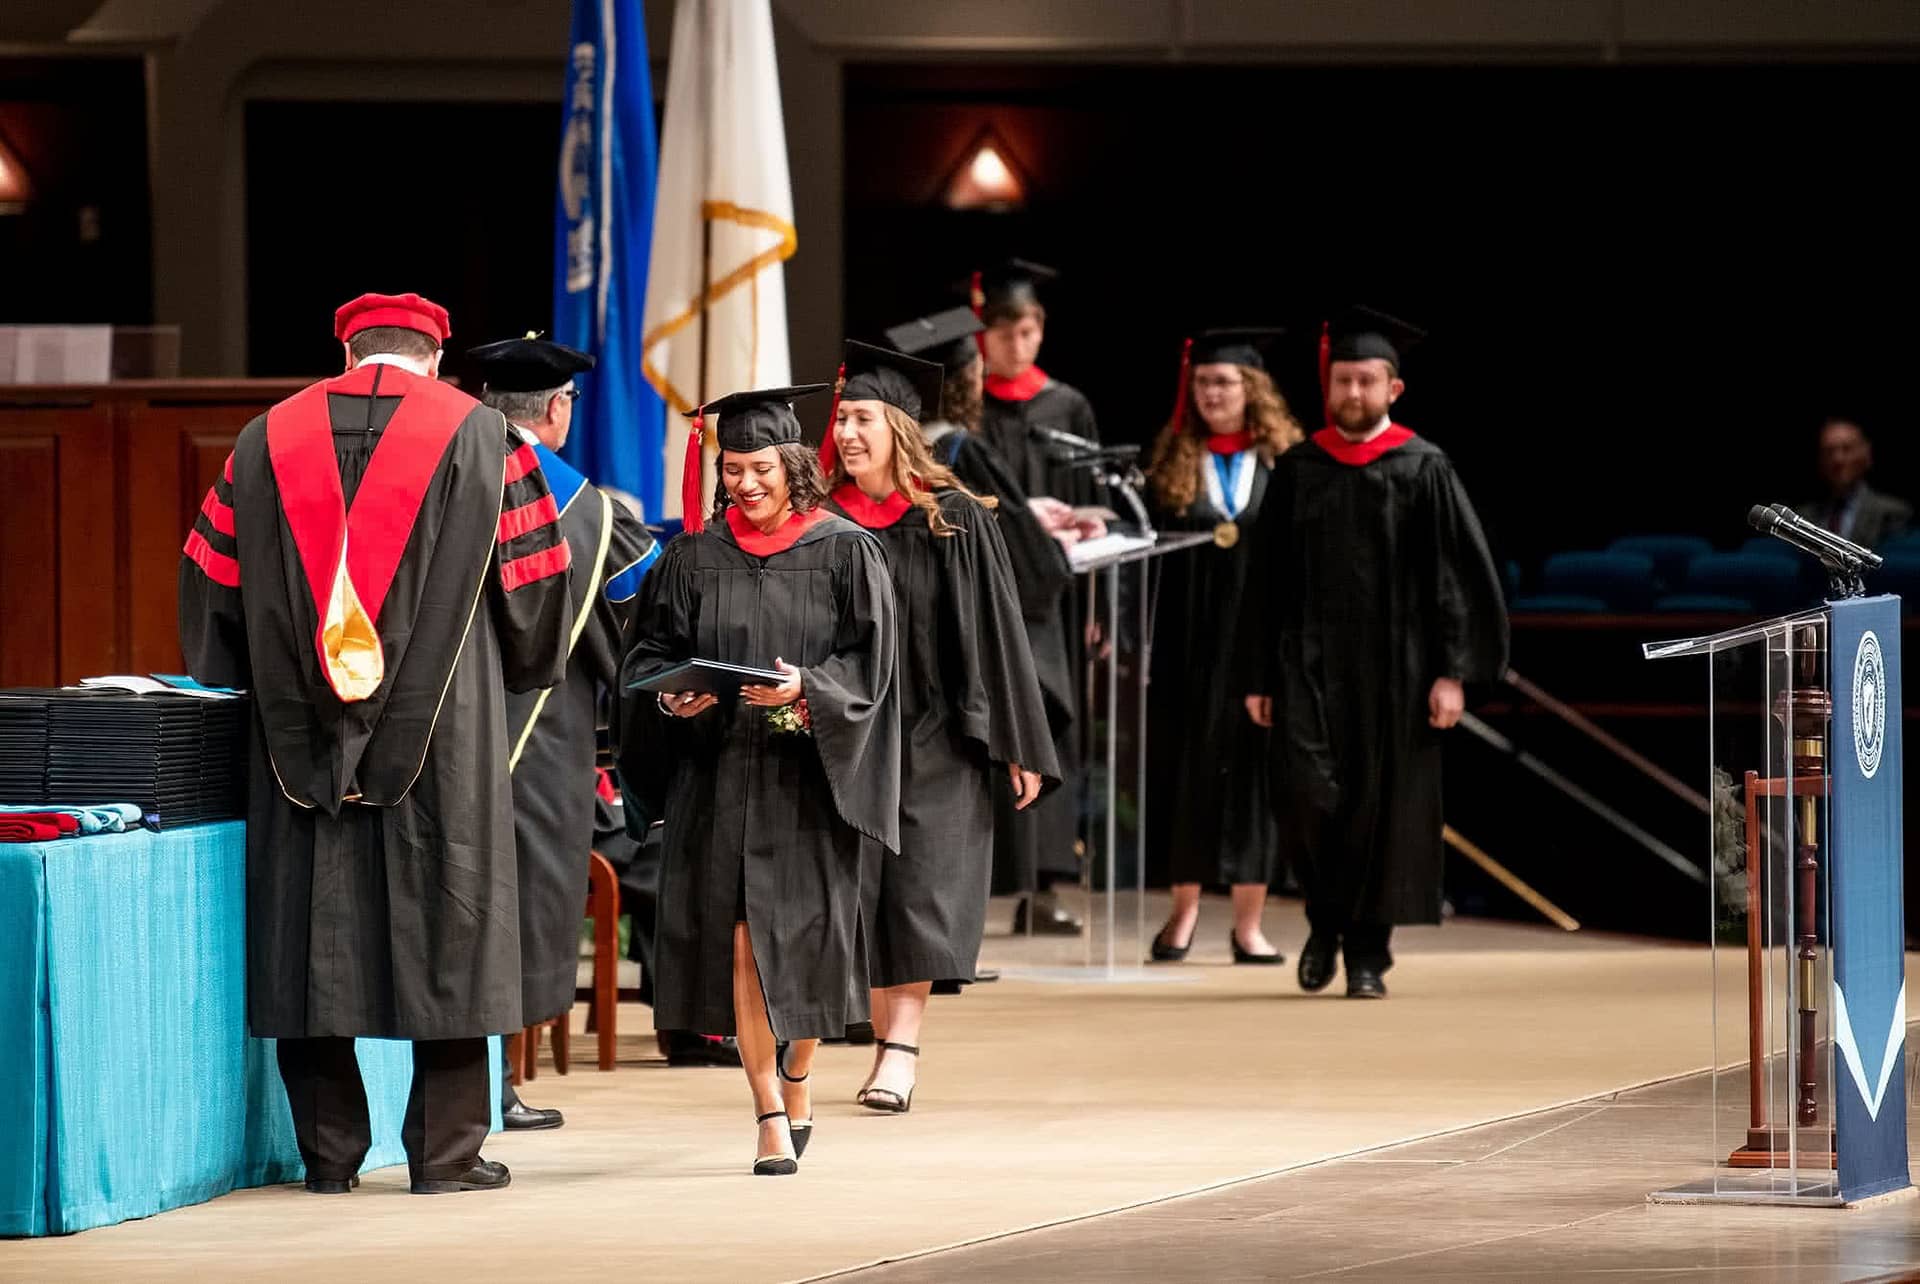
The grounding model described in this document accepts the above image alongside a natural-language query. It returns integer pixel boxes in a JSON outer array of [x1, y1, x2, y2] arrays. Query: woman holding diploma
[[619, 385, 899, 1176]]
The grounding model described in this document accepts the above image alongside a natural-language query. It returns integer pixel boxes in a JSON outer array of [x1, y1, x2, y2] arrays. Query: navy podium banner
[[1828, 594, 1910, 1201]]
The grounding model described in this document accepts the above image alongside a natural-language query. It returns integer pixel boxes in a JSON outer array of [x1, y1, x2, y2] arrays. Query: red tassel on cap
[[817, 362, 848, 473], [1318, 321, 1333, 429], [681, 412, 707, 533], [1170, 336, 1194, 436]]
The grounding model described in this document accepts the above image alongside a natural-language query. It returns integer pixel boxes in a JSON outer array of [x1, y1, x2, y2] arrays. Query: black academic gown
[[825, 485, 1061, 987], [1147, 448, 1281, 888], [178, 364, 573, 1039], [980, 376, 1102, 507], [1238, 429, 1507, 928], [503, 438, 658, 1025], [616, 507, 899, 1041], [926, 424, 1081, 896]]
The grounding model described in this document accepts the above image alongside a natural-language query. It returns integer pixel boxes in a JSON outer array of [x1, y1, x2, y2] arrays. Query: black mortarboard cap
[[1326, 305, 1426, 370], [466, 333, 596, 392], [971, 258, 1058, 319], [1188, 327, 1288, 372], [838, 340, 944, 423], [884, 307, 983, 374], [684, 384, 832, 452]]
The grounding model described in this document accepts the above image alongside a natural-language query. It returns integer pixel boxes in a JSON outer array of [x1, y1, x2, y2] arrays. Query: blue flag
[[553, 0, 664, 517]]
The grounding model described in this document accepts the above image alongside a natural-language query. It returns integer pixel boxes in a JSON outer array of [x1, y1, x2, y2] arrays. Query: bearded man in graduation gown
[[470, 335, 659, 1130], [178, 293, 574, 1193], [1240, 307, 1507, 1000]]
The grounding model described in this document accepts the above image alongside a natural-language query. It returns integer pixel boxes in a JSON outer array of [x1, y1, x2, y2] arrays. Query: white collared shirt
[[354, 351, 435, 377]]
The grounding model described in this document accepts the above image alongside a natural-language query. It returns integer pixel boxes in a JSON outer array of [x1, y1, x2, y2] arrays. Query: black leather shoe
[[411, 1158, 511, 1194], [503, 1099, 565, 1130], [930, 978, 965, 995], [1346, 970, 1388, 999], [1013, 891, 1084, 936], [1230, 931, 1284, 965], [1297, 933, 1339, 992], [303, 1175, 360, 1194], [662, 1031, 743, 1067], [1149, 921, 1194, 962]]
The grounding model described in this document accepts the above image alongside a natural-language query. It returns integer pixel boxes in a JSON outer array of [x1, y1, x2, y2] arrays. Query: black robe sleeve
[[489, 429, 575, 693], [178, 450, 251, 689], [577, 499, 658, 689], [941, 494, 1063, 786], [801, 532, 901, 852], [1421, 455, 1510, 686], [614, 537, 720, 833], [948, 433, 1074, 620]]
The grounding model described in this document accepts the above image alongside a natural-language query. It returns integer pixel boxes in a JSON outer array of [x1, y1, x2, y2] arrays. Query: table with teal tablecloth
[[0, 822, 500, 1236]]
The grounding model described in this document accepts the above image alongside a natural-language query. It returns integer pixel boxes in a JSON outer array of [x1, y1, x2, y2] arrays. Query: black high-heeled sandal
[[1149, 921, 1195, 962], [776, 1041, 813, 1159], [857, 1041, 919, 1114], [753, 1110, 798, 1176], [1230, 929, 1284, 965]]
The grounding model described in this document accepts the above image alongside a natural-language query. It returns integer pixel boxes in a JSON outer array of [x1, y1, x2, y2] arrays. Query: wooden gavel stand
[[1731, 659, 1836, 1170]]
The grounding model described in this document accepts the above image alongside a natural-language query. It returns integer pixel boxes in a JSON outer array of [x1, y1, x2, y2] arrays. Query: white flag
[[641, 0, 796, 519]]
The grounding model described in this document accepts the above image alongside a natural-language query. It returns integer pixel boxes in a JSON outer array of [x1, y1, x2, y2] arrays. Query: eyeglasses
[[559, 387, 582, 401]]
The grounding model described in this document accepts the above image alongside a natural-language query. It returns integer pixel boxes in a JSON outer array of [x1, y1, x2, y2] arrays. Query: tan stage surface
[[2, 894, 1834, 1282]]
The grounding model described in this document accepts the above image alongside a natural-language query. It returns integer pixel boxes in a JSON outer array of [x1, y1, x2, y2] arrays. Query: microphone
[[1748, 503, 1882, 570], [1030, 424, 1104, 453]]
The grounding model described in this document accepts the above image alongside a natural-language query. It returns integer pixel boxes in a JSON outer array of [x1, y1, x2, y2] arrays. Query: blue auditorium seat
[[1681, 552, 1804, 615], [1737, 536, 1803, 563], [1509, 594, 1609, 613], [1607, 535, 1712, 587], [1653, 593, 1757, 614], [1538, 551, 1657, 611], [1868, 552, 1920, 611]]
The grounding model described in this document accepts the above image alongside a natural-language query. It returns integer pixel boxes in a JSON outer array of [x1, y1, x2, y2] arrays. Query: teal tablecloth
[[0, 823, 500, 1236]]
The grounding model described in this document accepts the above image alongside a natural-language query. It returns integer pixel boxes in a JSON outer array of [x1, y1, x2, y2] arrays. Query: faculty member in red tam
[[178, 290, 575, 1195]]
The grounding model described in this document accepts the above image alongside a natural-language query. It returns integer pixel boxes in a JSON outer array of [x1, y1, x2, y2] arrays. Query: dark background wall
[[843, 63, 1920, 568], [0, 56, 152, 325]]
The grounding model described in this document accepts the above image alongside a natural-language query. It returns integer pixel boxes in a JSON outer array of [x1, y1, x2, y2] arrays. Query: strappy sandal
[[776, 1041, 813, 1159], [857, 1041, 919, 1114], [753, 1110, 798, 1176]]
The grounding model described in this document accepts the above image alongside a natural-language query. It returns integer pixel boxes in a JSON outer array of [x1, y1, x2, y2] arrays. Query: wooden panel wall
[[0, 380, 306, 686]]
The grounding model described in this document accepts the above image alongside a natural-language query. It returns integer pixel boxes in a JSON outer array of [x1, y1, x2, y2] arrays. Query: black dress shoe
[[303, 1175, 360, 1194], [1297, 933, 1339, 992], [410, 1158, 511, 1195], [1230, 931, 1284, 965], [663, 1031, 743, 1067], [1346, 970, 1388, 999], [930, 978, 965, 995], [502, 1099, 565, 1130], [1012, 891, 1084, 936]]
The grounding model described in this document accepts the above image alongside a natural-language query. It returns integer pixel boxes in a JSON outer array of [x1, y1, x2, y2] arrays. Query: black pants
[[276, 1036, 492, 1183], [1305, 911, 1394, 975]]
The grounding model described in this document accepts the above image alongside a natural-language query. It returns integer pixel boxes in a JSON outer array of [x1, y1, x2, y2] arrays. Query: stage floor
[[5, 892, 1908, 1282]]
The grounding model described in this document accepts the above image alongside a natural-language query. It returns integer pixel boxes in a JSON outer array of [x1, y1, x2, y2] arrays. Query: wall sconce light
[[943, 127, 1027, 212], [0, 130, 33, 215]]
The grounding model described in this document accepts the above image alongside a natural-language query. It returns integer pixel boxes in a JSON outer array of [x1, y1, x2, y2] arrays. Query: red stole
[[1206, 430, 1253, 455], [984, 366, 1048, 403], [831, 483, 912, 528], [266, 365, 476, 695], [1312, 423, 1415, 467], [725, 504, 832, 556]]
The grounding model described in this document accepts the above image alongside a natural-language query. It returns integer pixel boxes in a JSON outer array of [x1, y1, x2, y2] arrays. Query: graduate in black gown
[[617, 385, 898, 1175], [972, 261, 1107, 934], [1239, 307, 1508, 999], [470, 335, 659, 1130], [888, 309, 1079, 935], [1143, 330, 1303, 965], [821, 340, 1059, 1112], [178, 293, 573, 1194]]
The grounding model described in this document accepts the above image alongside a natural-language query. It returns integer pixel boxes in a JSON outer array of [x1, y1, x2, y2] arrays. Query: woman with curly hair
[[822, 340, 1059, 1114], [618, 384, 899, 1175], [1144, 330, 1304, 965]]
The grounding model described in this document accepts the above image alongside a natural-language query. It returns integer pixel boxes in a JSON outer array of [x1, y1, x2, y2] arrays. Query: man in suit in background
[[1797, 417, 1911, 550]]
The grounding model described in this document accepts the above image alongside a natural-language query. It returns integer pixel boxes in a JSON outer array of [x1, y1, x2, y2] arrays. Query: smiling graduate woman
[[618, 385, 900, 1176]]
